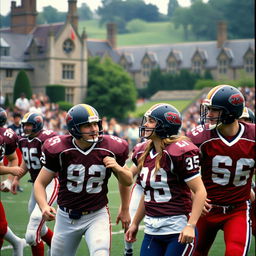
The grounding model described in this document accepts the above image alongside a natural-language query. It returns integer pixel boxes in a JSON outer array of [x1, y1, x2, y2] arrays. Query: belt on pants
[[59, 206, 95, 215], [210, 202, 246, 214]]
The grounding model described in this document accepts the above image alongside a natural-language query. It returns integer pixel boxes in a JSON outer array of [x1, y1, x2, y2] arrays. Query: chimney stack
[[11, 0, 37, 34], [67, 0, 78, 31], [107, 23, 117, 49], [217, 21, 227, 48]]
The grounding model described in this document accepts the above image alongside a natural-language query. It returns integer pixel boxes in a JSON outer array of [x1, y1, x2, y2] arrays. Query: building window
[[62, 64, 75, 79], [192, 60, 203, 74], [142, 82, 148, 88], [6, 69, 13, 78], [66, 87, 74, 103], [142, 61, 152, 78], [167, 61, 177, 74], [0, 46, 10, 56], [244, 57, 254, 73], [218, 59, 228, 74], [63, 39, 75, 54]]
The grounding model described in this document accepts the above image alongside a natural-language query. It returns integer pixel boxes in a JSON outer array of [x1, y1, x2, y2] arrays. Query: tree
[[13, 70, 32, 103], [146, 68, 165, 97], [146, 69, 201, 98], [42, 6, 66, 23], [46, 85, 65, 103], [0, 13, 10, 28], [189, 1, 219, 40], [97, 0, 160, 29], [78, 3, 93, 20], [167, 0, 179, 18], [86, 57, 137, 120], [172, 7, 191, 40], [223, 0, 254, 38]]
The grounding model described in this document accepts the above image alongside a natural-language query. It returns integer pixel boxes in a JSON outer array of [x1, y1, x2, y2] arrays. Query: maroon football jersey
[[187, 122, 255, 205], [18, 129, 57, 182], [0, 135, 4, 161], [42, 134, 129, 211], [0, 127, 18, 157], [132, 139, 200, 217]]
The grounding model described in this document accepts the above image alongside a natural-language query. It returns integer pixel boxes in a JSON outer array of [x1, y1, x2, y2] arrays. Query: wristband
[[186, 223, 196, 228]]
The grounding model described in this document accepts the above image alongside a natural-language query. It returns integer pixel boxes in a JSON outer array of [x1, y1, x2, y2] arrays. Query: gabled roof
[[145, 51, 158, 64], [87, 39, 120, 62], [217, 47, 234, 60], [0, 32, 33, 59], [117, 39, 254, 71], [167, 49, 182, 63], [120, 52, 134, 65], [28, 22, 64, 53], [192, 48, 208, 62]]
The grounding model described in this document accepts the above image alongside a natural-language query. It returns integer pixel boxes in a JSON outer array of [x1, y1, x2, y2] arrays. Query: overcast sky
[[0, 0, 194, 15]]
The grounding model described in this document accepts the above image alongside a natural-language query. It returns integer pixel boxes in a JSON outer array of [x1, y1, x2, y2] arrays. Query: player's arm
[[5, 151, 18, 167], [116, 162, 140, 229], [1, 151, 22, 192], [34, 167, 56, 221], [125, 194, 145, 243], [0, 163, 23, 176], [179, 176, 207, 244], [103, 156, 133, 186], [11, 159, 29, 194], [116, 183, 131, 231]]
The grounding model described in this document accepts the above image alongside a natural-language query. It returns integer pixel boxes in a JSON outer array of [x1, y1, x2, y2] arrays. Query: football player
[[34, 104, 133, 256], [124, 103, 206, 256], [187, 85, 255, 256], [11, 112, 59, 256], [0, 120, 26, 255], [0, 107, 21, 192], [239, 107, 256, 237], [239, 106, 255, 124]]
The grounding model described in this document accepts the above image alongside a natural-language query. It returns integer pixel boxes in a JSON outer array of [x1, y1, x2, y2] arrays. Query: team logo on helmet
[[66, 113, 73, 123], [228, 93, 244, 106], [164, 112, 181, 124], [35, 115, 43, 124]]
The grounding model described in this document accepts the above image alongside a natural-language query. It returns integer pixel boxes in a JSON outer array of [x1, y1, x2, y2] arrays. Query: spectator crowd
[[2, 86, 255, 151]]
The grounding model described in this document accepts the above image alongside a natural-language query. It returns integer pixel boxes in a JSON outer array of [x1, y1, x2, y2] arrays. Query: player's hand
[[0, 179, 12, 192], [125, 224, 138, 243], [103, 156, 119, 169], [10, 176, 20, 195], [178, 224, 195, 244], [202, 198, 212, 216], [116, 206, 131, 232], [9, 166, 24, 177], [42, 206, 56, 221]]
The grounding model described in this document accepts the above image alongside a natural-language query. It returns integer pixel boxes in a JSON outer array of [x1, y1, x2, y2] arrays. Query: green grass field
[[1, 173, 255, 256], [131, 100, 192, 118], [78, 20, 197, 46]]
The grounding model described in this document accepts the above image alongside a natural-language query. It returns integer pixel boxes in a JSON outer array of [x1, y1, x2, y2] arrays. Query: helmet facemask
[[200, 104, 223, 130], [74, 120, 104, 143], [21, 113, 44, 138], [139, 115, 157, 139], [201, 85, 245, 130]]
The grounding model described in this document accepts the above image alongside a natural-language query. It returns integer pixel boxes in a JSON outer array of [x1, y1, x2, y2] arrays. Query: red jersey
[[187, 122, 255, 205], [42, 134, 129, 212], [132, 139, 200, 217], [0, 127, 18, 157], [18, 129, 57, 182], [0, 135, 4, 162]]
